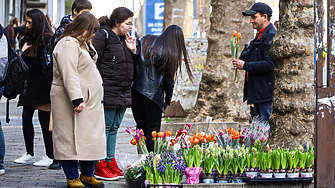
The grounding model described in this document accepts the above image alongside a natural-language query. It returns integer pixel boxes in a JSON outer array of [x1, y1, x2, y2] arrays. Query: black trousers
[[22, 106, 54, 159], [131, 90, 162, 152]]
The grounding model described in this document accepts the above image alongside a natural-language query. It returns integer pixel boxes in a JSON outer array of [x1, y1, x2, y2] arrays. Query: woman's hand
[[22, 43, 32, 52], [74, 103, 84, 113], [125, 33, 136, 54]]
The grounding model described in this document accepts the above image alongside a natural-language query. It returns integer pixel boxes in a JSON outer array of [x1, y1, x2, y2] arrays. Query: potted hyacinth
[[183, 145, 202, 184], [259, 151, 273, 178], [300, 144, 314, 178], [200, 146, 215, 183], [287, 149, 300, 178], [272, 148, 286, 178], [230, 148, 246, 183], [245, 147, 258, 178], [214, 146, 231, 183]]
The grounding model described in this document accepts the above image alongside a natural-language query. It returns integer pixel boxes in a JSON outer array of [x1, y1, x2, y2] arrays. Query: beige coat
[[51, 36, 106, 160]]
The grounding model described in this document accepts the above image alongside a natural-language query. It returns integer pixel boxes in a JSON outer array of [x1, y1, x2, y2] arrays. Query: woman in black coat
[[14, 9, 55, 168], [131, 25, 193, 152]]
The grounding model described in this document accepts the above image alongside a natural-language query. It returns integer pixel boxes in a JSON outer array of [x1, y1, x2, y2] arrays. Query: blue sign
[[146, 0, 164, 35]]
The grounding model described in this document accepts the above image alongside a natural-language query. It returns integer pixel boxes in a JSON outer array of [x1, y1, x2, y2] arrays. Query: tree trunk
[[268, 0, 314, 148], [163, 0, 193, 37], [188, 0, 254, 123]]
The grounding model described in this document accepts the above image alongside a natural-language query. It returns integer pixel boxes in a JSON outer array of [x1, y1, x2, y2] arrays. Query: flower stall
[[124, 117, 314, 188]]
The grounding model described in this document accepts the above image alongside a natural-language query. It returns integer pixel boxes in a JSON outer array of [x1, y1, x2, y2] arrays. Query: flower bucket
[[300, 172, 313, 178], [231, 177, 243, 183], [245, 172, 258, 178], [185, 167, 202, 184], [125, 178, 141, 188], [163, 183, 177, 188], [273, 173, 286, 178], [260, 173, 273, 178], [200, 174, 214, 183], [287, 172, 299, 178], [215, 177, 229, 183]]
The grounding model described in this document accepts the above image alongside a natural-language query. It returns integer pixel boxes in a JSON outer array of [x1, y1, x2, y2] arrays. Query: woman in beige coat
[[51, 12, 106, 188]]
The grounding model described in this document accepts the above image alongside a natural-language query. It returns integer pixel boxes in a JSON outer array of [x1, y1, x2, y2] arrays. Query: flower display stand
[[244, 177, 313, 185]]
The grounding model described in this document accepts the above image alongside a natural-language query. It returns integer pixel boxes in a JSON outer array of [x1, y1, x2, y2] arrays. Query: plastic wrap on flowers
[[185, 167, 202, 184]]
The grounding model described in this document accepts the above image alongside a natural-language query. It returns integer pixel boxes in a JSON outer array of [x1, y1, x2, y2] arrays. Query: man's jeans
[[250, 101, 272, 125], [0, 86, 5, 170]]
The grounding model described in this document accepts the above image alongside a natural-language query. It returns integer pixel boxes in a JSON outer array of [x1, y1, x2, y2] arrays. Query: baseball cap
[[242, 2, 272, 17]]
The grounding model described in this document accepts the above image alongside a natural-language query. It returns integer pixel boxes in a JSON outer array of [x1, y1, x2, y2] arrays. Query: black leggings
[[22, 106, 54, 159]]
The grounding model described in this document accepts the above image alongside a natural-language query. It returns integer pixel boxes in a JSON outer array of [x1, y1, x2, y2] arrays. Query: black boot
[[48, 159, 61, 170]]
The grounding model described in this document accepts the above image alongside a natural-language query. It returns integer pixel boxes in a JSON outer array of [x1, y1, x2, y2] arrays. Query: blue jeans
[[60, 160, 95, 179], [104, 108, 125, 162], [250, 101, 272, 125], [0, 86, 5, 170]]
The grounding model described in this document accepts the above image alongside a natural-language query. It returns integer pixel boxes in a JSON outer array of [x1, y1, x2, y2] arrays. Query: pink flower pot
[[185, 167, 202, 184]]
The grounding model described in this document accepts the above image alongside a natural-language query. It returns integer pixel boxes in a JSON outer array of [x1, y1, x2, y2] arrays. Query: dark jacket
[[92, 26, 135, 109], [45, 14, 72, 53], [18, 34, 52, 106], [240, 23, 277, 104], [131, 38, 174, 111]]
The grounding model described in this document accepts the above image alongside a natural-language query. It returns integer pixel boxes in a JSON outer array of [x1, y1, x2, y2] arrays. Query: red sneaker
[[94, 160, 119, 181], [107, 158, 124, 178]]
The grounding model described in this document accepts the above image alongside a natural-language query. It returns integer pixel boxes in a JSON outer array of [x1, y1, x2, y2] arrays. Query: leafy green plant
[[306, 146, 314, 169], [201, 149, 215, 174], [165, 116, 172, 123], [272, 149, 280, 170], [125, 164, 142, 180], [182, 148, 194, 168], [299, 151, 307, 170], [279, 148, 287, 170]]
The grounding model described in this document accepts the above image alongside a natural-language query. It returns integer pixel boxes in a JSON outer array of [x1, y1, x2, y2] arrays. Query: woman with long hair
[[51, 11, 105, 188], [92, 7, 136, 180], [14, 9, 56, 168], [131, 25, 193, 152]]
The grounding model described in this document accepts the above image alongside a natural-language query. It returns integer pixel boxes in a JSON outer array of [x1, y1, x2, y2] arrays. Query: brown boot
[[80, 174, 105, 188], [66, 178, 85, 188]]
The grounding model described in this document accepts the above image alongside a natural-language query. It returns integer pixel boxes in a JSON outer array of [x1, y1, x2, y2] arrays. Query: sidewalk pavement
[[0, 108, 138, 188]]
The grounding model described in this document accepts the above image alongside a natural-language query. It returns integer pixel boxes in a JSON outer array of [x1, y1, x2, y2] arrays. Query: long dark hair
[[109, 7, 134, 29], [25, 9, 53, 56], [142, 25, 193, 80], [59, 11, 99, 48]]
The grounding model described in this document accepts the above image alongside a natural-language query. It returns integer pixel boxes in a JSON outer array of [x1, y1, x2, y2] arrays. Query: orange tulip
[[193, 138, 199, 145], [189, 136, 193, 143], [152, 131, 157, 138], [158, 132, 164, 138], [130, 138, 137, 145], [237, 33, 242, 39], [143, 136, 146, 140], [232, 30, 237, 37], [166, 130, 172, 137]]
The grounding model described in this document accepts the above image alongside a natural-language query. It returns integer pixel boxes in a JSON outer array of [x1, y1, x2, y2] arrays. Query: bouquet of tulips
[[126, 127, 149, 154], [230, 30, 242, 80], [152, 130, 173, 154]]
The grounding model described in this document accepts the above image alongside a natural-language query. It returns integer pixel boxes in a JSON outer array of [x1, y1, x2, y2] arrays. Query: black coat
[[240, 23, 277, 104], [131, 38, 174, 111], [18, 34, 52, 106], [93, 26, 136, 109]]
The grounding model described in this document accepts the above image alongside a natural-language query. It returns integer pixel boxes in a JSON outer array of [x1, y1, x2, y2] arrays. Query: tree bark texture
[[188, 0, 255, 123], [163, 0, 194, 37], [268, 0, 314, 148]]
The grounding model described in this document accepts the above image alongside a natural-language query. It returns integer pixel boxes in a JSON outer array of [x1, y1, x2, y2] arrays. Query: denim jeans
[[104, 108, 125, 162], [0, 86, 5, 170], [60, 160, 95, 179], [250, 101, 272, 125]]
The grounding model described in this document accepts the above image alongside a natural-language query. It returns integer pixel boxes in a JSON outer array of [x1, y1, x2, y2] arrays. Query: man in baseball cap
[[232, 2, 277, 126], [242, 2, 273, 17]]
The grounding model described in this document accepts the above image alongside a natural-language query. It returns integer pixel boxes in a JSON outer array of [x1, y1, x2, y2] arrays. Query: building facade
[[0, 0, 65, 28]]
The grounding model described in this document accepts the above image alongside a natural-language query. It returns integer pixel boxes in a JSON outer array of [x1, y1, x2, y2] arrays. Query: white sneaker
[[0, 169, 4, 175], [33, 156, 53, 167], [14, 153, 35, 164]]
